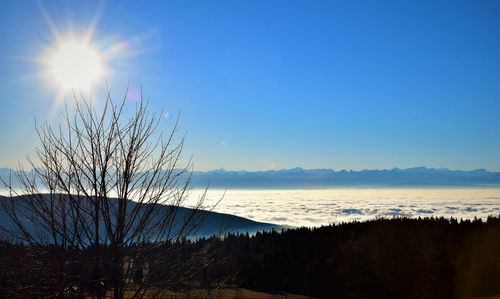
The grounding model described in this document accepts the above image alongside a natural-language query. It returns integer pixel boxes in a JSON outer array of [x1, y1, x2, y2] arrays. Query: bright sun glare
[[48, 40, 103, 91]]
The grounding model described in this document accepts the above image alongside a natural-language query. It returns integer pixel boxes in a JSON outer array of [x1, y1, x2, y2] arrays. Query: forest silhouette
[[174, 215, 500, 298], [2, 215, 499, 298]]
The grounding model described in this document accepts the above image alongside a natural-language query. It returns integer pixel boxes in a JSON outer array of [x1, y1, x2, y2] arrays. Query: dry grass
[[98, 287, 316, 299]]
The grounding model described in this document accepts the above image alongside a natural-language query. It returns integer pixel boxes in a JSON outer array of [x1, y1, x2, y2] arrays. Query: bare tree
[[0, 87, 219, 298]]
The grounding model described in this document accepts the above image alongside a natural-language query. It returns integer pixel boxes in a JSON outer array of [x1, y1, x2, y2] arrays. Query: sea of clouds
[[189, 188, 500, 227], [2, 187, 498, 228]]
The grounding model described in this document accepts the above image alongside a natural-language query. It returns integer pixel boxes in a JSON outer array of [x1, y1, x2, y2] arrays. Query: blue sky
[[0, 0, 498, 171]]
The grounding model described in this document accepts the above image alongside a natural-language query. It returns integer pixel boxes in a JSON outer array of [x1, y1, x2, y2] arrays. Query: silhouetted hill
[[0, 195, 281, 238]]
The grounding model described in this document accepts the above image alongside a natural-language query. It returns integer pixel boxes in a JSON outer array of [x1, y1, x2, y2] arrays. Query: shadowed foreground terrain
[[1, 213, 499, 298], [182, 216, 500, 298]]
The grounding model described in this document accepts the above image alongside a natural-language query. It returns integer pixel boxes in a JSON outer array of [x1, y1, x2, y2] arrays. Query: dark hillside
[[0, 195, 282, 238], [188, 216, 500, 298]]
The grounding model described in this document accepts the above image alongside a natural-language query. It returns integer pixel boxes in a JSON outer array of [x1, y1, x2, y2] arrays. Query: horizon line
[[2, 166, 499, 173]]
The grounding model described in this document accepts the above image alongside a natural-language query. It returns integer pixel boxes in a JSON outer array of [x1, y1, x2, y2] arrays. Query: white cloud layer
[[2, 188, 498, 228], [189, 188, 500, 227]]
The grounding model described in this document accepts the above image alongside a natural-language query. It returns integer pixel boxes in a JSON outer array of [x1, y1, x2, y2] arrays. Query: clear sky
[[0, 0, 498, 171]]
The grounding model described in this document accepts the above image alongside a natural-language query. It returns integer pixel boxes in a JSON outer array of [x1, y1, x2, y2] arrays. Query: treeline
[[1, 216, 500, 298], [188, 216, 500, 298]]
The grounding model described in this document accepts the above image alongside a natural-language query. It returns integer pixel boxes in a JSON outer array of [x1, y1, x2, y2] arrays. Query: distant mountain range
[[1, 167, 499, 189], [189, 167, 500, 188]]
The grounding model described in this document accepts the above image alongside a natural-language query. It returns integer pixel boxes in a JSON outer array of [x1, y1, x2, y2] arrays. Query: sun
[[47, 40, 104, 91]]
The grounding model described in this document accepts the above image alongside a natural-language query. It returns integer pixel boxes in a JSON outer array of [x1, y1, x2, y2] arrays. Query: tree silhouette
[[1, 88, 216, 298]]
